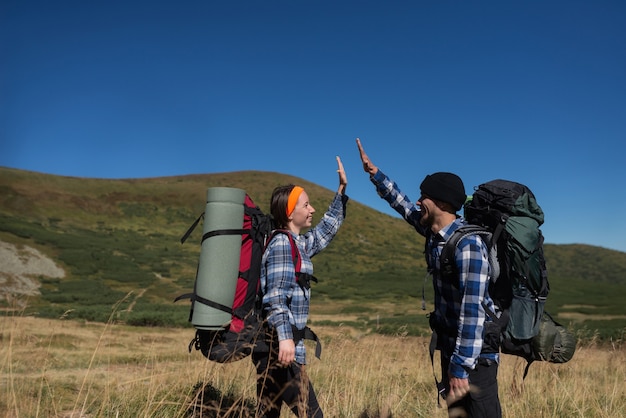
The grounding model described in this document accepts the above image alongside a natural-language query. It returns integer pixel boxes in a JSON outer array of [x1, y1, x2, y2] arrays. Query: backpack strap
[[180, 212, 204, 244], [427, 318, 446, 406], [440, 224, 494, 286], [199, 204, 270, 245], [292, 325, 322, 359], [268, 230, 318, 290], [174, 266, 235, 317], [268, 229, 300, 269], [180, 205, 270, 244]]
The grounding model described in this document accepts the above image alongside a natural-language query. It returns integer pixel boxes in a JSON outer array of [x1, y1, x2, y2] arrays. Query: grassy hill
[[1, 166, 625, 340]]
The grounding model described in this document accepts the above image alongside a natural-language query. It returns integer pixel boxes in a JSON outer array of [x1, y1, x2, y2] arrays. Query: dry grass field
[[1, 314, 624, 418]]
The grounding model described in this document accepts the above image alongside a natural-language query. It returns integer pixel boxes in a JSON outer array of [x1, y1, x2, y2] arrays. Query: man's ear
[[434, 200, 454, 214]]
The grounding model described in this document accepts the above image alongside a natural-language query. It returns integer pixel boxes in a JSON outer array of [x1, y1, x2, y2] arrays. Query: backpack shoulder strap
[[268, 230, 318, 290], [440, 225, 493, 285], [268, 229, 301, 273]]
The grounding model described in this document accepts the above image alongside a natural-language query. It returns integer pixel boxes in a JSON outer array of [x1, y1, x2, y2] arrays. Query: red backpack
[[176, 194, 319, 363]]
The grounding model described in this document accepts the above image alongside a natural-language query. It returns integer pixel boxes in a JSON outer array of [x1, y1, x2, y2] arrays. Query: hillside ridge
[[1, 166, 625, 339]]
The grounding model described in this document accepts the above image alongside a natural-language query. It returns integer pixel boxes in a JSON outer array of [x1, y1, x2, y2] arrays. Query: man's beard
[[418, 209, 431, 227]]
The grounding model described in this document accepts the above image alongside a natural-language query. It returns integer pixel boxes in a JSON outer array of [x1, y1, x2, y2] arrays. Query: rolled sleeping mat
[[191, 187, 245, 330]]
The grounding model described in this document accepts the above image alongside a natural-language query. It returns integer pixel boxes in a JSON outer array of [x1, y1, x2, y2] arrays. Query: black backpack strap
[[194, 294, 232, 314], [182, 204, 270, 245], [202, 228, 250, 243], [296, 273, 318, 290], [292, 325, 322, 359], [440, 225, 492, 286], [181, 212, 204, 244], [428, 325, 447, 406], [174, 292, 233, 314]]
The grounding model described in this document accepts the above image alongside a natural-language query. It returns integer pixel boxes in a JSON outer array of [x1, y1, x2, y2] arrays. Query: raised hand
[[336, 156, 347, 194], [356, 138, 378, 176]]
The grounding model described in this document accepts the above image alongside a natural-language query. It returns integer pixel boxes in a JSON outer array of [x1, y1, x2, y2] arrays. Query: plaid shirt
[[261, 193, 348, 364], [370, 170, 498, 378]]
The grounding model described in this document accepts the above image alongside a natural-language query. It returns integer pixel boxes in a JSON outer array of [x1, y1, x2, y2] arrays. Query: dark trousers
[[252, 347, 323, 418], [442, 358, 502, 418]]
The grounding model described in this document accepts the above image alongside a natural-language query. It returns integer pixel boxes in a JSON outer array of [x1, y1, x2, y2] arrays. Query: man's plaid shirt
[[370, 170, 498, 378]]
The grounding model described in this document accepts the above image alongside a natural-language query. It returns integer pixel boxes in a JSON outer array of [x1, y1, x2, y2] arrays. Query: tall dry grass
[[1, 313, 624, 417]]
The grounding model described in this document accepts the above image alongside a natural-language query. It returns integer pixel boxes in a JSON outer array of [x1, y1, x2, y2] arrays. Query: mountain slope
[[1, 166, 625, 338]]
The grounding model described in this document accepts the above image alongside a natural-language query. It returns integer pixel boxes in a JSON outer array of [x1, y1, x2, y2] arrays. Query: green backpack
[[441, 179, 576, 377]]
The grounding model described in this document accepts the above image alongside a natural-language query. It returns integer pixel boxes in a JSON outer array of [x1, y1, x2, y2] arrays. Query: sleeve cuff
[[275, 320, 293, 341], [448, 361, 470, 379], [372, 169, 385, 183]]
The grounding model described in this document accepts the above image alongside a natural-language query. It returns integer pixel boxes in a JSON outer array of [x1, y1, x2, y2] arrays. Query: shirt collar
[[436, 216, 466, 242]]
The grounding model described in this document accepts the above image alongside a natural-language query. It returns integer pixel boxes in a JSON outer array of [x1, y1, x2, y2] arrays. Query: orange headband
[[286, 186, 304, 217]]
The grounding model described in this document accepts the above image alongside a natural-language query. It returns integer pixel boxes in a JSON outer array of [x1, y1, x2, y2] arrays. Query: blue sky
[[2, 1, 625, 253]]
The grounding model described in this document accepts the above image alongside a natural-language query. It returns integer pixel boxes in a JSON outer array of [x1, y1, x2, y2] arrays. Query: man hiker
[[356, 138, 502, 418]]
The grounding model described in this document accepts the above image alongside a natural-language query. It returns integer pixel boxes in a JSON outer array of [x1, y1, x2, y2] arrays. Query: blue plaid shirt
[[260, 193, 348, 364], [370, 170, 498, 378]]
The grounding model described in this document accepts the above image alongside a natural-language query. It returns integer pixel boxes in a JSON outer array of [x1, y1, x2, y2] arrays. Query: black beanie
[[420, 172, 466, 211]]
